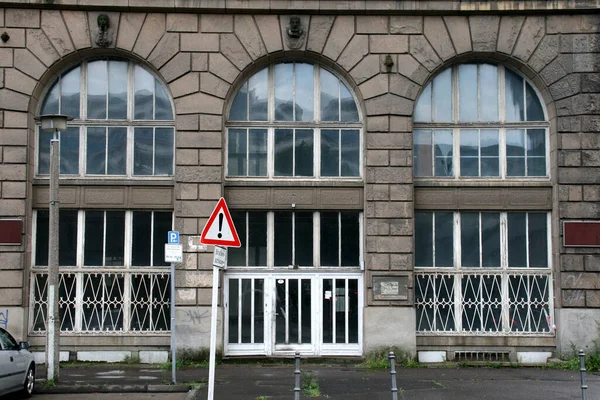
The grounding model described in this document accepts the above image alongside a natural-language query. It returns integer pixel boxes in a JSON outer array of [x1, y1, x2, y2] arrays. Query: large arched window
[[226, 62, 361, 179], [37, 59, 175, 177], [413, 64, 549, 179]]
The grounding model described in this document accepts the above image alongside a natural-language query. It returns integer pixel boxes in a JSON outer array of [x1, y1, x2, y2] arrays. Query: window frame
[[227, 211, 364, 270], [225, 62, 363, 181], [413, 63, 550, 180], [35, 59, 175, 179]]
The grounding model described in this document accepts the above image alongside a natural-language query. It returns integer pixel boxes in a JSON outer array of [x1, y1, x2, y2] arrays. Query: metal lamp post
[[35, 114, 73, 382]]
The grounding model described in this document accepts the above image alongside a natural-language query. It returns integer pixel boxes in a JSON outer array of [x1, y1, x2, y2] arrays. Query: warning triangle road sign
[[200, 197, 241, 247]]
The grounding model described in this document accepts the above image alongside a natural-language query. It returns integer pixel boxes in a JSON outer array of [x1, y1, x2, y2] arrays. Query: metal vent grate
[[454, 351, 510, 362]]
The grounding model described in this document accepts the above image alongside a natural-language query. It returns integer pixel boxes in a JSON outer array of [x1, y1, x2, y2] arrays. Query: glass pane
[[481, 129, 499, 157], [254, 279, 264, 343], [335, 279, 345, 343], [59, 210, 78, 265], [320, 212, 339, 266], [134, 127, 154, 175], [433, 68, 452, 122], [341, 130, 360, 177], [38, 131, 52, 174], [414, 83, 432, 122], [289, 279, 299, 343], [60, 127, 79, 175], [340, 83, 359, 122], [415, 212, 433, 267], [228, 279, 239, 343], [86, 127, 106, 175], [461, 158, 478, 177], [35, 210, 49, 266], [41, 81, 60, 115], [436, 275, 455, 330], [107, 127, 127, 175], [434, 130, 453, 176], [87, 61, 107, 119], [481, 157, 499, 177], [295, 129, 314, 177], [528, 158, 546, 177], [230, 82, 248, 121], [301, 279, 311, 343], [528, 214, 548, 268], [154, 128, 174, 175], [108, 61, 127, 119], [481, 213, 500, 268], [84, 211, 103, 266], [461, 213, 480, 267], [134, 65, 154, 120], [228, 129, 247, 176], [323, 279, 333, 342], [61, 66, 80, 119], [416, 276, 433, 330], [527, 129, 546, 157], [275, 279, 285, 343], [349, 279, 359, 343], [435, 212, 453, 267], [248, 129, 267, 176], [105, 211, 125, 266], [458, 64, 477, 122], [461, 276, 481, 331], [507, 157, 526, 176], [526, 82, 544, 121], [274, 128, 293, 176], [153, 212, 172, 266], [320, 68, 339, 121], [275, 63, 293, 121], [341, 212, 360, 266], [296, 63, 315, 121], [228, 212, 246, 266], [248, 67, 268, 121], [508, 213, 527, 268], [248, 212, 267, 266], [480, 64, 498, 121], [321, 129, 339, 176], [132, 211, 151, 266], [505, 68, 524, 121], [274, 212, 292, 266], [295, 212, 313, 266], [414, 130, 433, 176], [241, 279, 252, 343], [506, 130, 525, 156], [460, 129, 478, 177], [155, 80, 173, 120]]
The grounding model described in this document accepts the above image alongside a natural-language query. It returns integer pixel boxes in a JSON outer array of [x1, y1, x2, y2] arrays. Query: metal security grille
[[31, 272, 170, 334], [415, 272, 552, 335], [454, 351, 510, 362]]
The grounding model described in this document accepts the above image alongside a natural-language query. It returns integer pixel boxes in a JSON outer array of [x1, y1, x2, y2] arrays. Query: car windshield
[[0, 328, 18, 350]]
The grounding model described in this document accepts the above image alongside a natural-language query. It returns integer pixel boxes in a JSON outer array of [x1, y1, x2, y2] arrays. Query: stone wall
[[0, 1, 598, 354]]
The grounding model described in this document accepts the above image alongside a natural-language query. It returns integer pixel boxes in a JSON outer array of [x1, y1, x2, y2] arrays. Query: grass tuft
[[360, 346, 418, 369], [301, 371, 321, 397]]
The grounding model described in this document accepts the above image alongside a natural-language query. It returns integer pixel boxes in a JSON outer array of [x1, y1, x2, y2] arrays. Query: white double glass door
[[224, 273, 362, 356]]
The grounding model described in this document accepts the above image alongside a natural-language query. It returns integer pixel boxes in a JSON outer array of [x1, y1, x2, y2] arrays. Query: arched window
[[37, 59, 175, 177], [413, 64, 548, 179], [226, 62, 361, 179]]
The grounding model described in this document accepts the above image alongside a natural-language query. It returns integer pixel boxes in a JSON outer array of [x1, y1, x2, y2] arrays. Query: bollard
[[294, 351, 301, 400], [579, 349, 588, 400], [389, 351, 398, 400]]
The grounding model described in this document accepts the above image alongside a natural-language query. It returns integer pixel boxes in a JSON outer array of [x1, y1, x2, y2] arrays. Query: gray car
[[0, 327, 35, 398]]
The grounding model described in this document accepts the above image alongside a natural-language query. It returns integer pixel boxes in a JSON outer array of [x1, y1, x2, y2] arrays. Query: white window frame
[[414, 211, 554, 336], [35, 59, 175, 179]]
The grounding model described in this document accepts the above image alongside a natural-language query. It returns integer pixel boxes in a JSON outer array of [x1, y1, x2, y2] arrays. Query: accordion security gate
[[224, 273, 363, 356], [30, 271, 171, 334], [415, 271, 553, 335]]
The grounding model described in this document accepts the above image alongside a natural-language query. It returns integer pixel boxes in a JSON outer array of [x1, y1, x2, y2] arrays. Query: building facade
[[0, 0, 599, 363]]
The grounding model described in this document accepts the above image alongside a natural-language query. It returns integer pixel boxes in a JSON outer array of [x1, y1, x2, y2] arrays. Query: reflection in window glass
[[434, 130, 453, 177], [296, 63, 314, 121], [249, 129, 268, 176], [480, 64, 498, 121], [42, 82, 60, 115], [134, 66, 154, 120], [62, 67, 81, 119], [60, 127, 80, 175], [433, 69, 452, 122], [458, 64, 477, 122], [249, 68, 268, 121], [320, 69, 339, 121], [321, 130, 340, 177], [155, 128, 174, 175], [505, 68, 524, 121], [87, 61, 107, 119], [134, 127, 154, 176], [108, 61, 128, 119], [275, 64, 293, 121], [414, 130, 433, 176], [340, 84, 359, 122], [414, 83, 432, 123], [230, 82, 248, 121], [526, 83, 544, 121]]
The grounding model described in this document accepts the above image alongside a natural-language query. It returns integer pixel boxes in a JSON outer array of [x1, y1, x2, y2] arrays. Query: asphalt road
[[15, 394, 189, 400]]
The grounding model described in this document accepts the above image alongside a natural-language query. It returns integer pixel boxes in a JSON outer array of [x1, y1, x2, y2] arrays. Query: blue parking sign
[[168, 231, 179, 244]]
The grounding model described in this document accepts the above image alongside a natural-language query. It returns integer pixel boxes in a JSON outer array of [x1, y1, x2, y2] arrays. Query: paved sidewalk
[[33, 362, 600, 400]]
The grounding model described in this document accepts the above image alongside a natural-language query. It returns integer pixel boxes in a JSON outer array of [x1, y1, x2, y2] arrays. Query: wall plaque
[[373, 276, 408, 300]]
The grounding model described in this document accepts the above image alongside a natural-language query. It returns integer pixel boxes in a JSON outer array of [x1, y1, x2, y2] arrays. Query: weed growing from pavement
[[160, 347, 222, 370], [544, 322, 600, 372], [122, 353, 141, 364], [360, 346, 419, 369], [301, 371, 321, 397], [42, 379, 56, 387], [255, 396, 268, 400]]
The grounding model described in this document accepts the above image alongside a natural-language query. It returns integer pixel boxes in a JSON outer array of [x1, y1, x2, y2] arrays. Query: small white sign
[[213, 246, 227, 269], [165, 244, 183, 263], [324, 290, 332, 299]]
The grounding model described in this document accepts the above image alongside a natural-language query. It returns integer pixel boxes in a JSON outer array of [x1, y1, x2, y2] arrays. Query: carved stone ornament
[[286, 16, 306, 49], [95, 14, 113, 48]]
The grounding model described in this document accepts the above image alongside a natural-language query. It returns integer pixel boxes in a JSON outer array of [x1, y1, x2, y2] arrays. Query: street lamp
[[34, 114, 73, 382]]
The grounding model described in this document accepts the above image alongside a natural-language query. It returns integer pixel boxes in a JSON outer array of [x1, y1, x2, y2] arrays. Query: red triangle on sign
[[200, 197, 241, 247]]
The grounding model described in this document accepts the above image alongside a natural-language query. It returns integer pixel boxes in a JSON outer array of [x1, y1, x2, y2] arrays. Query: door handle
[[10, 356, 13, 362]]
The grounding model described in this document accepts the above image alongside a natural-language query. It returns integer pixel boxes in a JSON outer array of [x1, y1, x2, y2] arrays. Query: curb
[[185, 388, 200, 400], [35, 383, 191, 394]]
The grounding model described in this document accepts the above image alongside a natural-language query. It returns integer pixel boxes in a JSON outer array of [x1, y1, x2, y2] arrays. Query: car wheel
[[21, 366, 35, 398]]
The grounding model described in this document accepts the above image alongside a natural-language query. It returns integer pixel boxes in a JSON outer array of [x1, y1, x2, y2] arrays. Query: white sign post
[[200, 198, 240, 400], [166, 231, 181, 384]]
